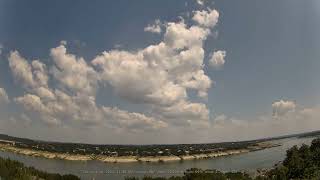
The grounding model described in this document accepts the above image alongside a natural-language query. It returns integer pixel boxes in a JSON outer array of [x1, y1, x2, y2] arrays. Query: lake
[[0, 137, 315, 180]]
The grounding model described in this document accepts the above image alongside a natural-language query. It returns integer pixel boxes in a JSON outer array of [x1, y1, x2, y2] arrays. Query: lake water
[[0, 137, 315, 180]]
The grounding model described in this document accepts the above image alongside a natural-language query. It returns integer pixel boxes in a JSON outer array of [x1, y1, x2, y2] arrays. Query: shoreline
[[0, 141, 281, 163]]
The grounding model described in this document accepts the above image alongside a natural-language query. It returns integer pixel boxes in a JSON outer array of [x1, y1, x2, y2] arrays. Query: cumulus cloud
[[92, 10, 221, 126], [8, 50, 56, 104], [144, 19, 162, 34], [6, 6, 224, 141], [13, 84, 168, 131], [196, 0, 205, 6], [272, 100, 296, 117], [206, 100, 320, 142], [102, 107, 168, 132], [92, 14, 217, 105], [14, 94, 60, 126], [163, 21, 209, 49], [8, 51, 38, 89], [14, 62, 165, 131], [7, 41, 169, 131], [209, 50, 226, 68], [8, 51, 49, 91], [50, 44, 98, 95], [153, 100, 210, 128], [192, 9, 219, 28], [0, 88, 9, 103], [60, 40, 67, 46]]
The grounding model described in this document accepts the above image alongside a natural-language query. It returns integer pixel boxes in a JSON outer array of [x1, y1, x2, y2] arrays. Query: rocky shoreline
[[0, 141, 281, 163]]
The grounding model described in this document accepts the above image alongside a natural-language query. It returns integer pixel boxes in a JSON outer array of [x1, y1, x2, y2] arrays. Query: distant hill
[[1, 130, 320, 146]]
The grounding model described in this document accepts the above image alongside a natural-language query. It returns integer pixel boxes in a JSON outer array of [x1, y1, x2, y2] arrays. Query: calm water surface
[[0, 137, 315, 180]]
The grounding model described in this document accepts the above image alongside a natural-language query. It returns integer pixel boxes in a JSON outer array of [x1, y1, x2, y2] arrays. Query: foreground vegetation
[[0, 157, 80, 180], [126, 137, 320, 180], [125, 169, 252, 180]]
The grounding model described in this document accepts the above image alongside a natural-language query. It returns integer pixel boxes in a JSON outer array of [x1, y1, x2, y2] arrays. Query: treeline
[[0, 133, 260, 157], [0, 157, 80, 180], [297, 130, 320, 139], [125, 137, 320, 180], [125, 169, 252, 180]]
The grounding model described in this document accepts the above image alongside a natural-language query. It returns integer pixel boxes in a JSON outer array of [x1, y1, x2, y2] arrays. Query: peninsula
[[0, 133, 286, 163]]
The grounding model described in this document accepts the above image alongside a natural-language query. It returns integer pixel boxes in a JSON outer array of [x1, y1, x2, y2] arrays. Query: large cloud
[[8, 51, 45, 89], [153, 100, 210, 128], [92, 9, 220, 126], [7, 8, 221, 133], [14, 87, 168, 131], [8, 51, 51, 102], [8, 47, 168, 131], [50, 45, 99, 95]]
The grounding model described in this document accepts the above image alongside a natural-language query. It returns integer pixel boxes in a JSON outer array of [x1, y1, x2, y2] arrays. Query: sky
[[0, 0, 319, 144]]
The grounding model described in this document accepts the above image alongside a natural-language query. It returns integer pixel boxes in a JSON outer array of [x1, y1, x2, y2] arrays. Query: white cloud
[[14, 94, 59, 125], [8, 51, 49, 91], [8, 51, 37, 89], [272, 99, 296, 117], [92, 18, 213, 106], [196, 0, 205, 6], [153, 100, 210, 128], [14, 87, 168, 131], [50, 45, 98, 95], [60, 40, 67, 46], [34, 87, 55, 101], [10, 49, 169, 132], [192, 9, 219, 28], [209, 50, 226, 68], [31, 60, 49, 87], [144, 19, 162, 34], [0, 88, 9, 103], [102, 107, 168, 132], [92, 14, 220, 126], [163, 21, 209, 49], [207, 100, 320, 142], [8, 50, 56, 105], [6, 6, 225, 141]]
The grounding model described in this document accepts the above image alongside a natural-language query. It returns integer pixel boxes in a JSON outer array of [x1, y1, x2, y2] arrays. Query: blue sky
[[0, 0, 319, 144]]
